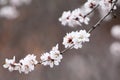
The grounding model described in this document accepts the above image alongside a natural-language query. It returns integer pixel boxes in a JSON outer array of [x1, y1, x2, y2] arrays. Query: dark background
[[0, 0, 120, 80]]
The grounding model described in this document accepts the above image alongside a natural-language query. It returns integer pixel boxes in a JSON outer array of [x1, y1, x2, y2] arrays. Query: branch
[[88, 0, 118, 33], [60, 0, 118, 54], [84, 4, 99, 18], [3, 0, 118, 74]]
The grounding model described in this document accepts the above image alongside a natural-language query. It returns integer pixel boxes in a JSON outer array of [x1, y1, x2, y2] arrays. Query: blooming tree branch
[[88, 0, 118, 33], [3, 0, 118, 74]]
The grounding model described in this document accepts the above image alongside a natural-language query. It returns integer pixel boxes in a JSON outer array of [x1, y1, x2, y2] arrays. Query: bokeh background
[[0, 0, 120, 80]]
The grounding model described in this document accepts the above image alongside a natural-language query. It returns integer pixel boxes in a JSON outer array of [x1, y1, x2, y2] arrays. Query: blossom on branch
[[99, 0, 117, 10], [19, 54, 38, 74], [3, 54, 38, 74], [40, 44, 63, 68], [84, 0, 98, 12], [3, 56, 16, 72], [58, 11, 72, 26], [59, 8, 90, 27], [2, 0, 118, 75], [63, 30, 90, 49], [59, 0, 117, 27]]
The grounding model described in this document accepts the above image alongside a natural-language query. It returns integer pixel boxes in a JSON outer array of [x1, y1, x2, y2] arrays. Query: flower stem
[[88, 0, 118, 33], [84, 4, 99, 18]]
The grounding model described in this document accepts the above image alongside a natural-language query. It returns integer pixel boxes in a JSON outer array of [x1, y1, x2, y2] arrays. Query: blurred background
[[0, 0, 120, 80]]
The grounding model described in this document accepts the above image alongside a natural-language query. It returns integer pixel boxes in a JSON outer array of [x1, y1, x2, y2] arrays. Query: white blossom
[[13, 63, 22, 73], [63, 30, 90, 49], [40, 52, 51, 66], [19, 54, 38, 74], [98, 0, 117, 21], [71, 8, 90, 25], [76, 30, 90, 42], [73, 30, 90, 49], [59, 8, 90, 27], [50, 44, 63, 66], [3, 56, 16, 72], [40, 44, 63, 68], [99, 0, 116, 10], [84, 0, 98, 12], [68, 8, 82, 26], [3, 54, 38, 74], [59, 11, 72, 26], [63, 31, 77, 48]]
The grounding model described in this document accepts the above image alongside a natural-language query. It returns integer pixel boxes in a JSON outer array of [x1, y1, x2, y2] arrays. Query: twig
[[60, 0, 118, 54], [88, 0, 118, 33], [60, 5, 100, 54], [61, 45, 74, 54], [84, 4, 99, 18]]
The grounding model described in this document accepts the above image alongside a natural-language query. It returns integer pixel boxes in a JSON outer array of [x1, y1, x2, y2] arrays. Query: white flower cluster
[[0, 0, 32, 19], [3, 54, 38, 74], [40, 44, 63, 68], [63, 30, 90, 49], [59, 9, 90, 27], [59, 0, 117, 27], [84, 0, 98, 12], [99, 0, 117, 10], [3, 44, 63, 73]]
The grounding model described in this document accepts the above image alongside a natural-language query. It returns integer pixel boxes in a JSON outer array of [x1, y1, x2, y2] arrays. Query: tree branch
[[88, 0, 118, 33], [84, 4, 99, 18], [60, 0, 118, 54]]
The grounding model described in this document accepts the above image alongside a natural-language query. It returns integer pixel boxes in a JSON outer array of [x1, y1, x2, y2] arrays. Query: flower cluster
[[3, 44, 63, 73], [0, 0, 32, 19], [40, 44, 63, 68], [59, 9, 90, 27], [3, 54, 38, 74], [3, 56, 16, 72], [59, 0, 117, 27], [99, 0, 117, 10], [63, 30, 90, 49], [84, 0, 98, 12]]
